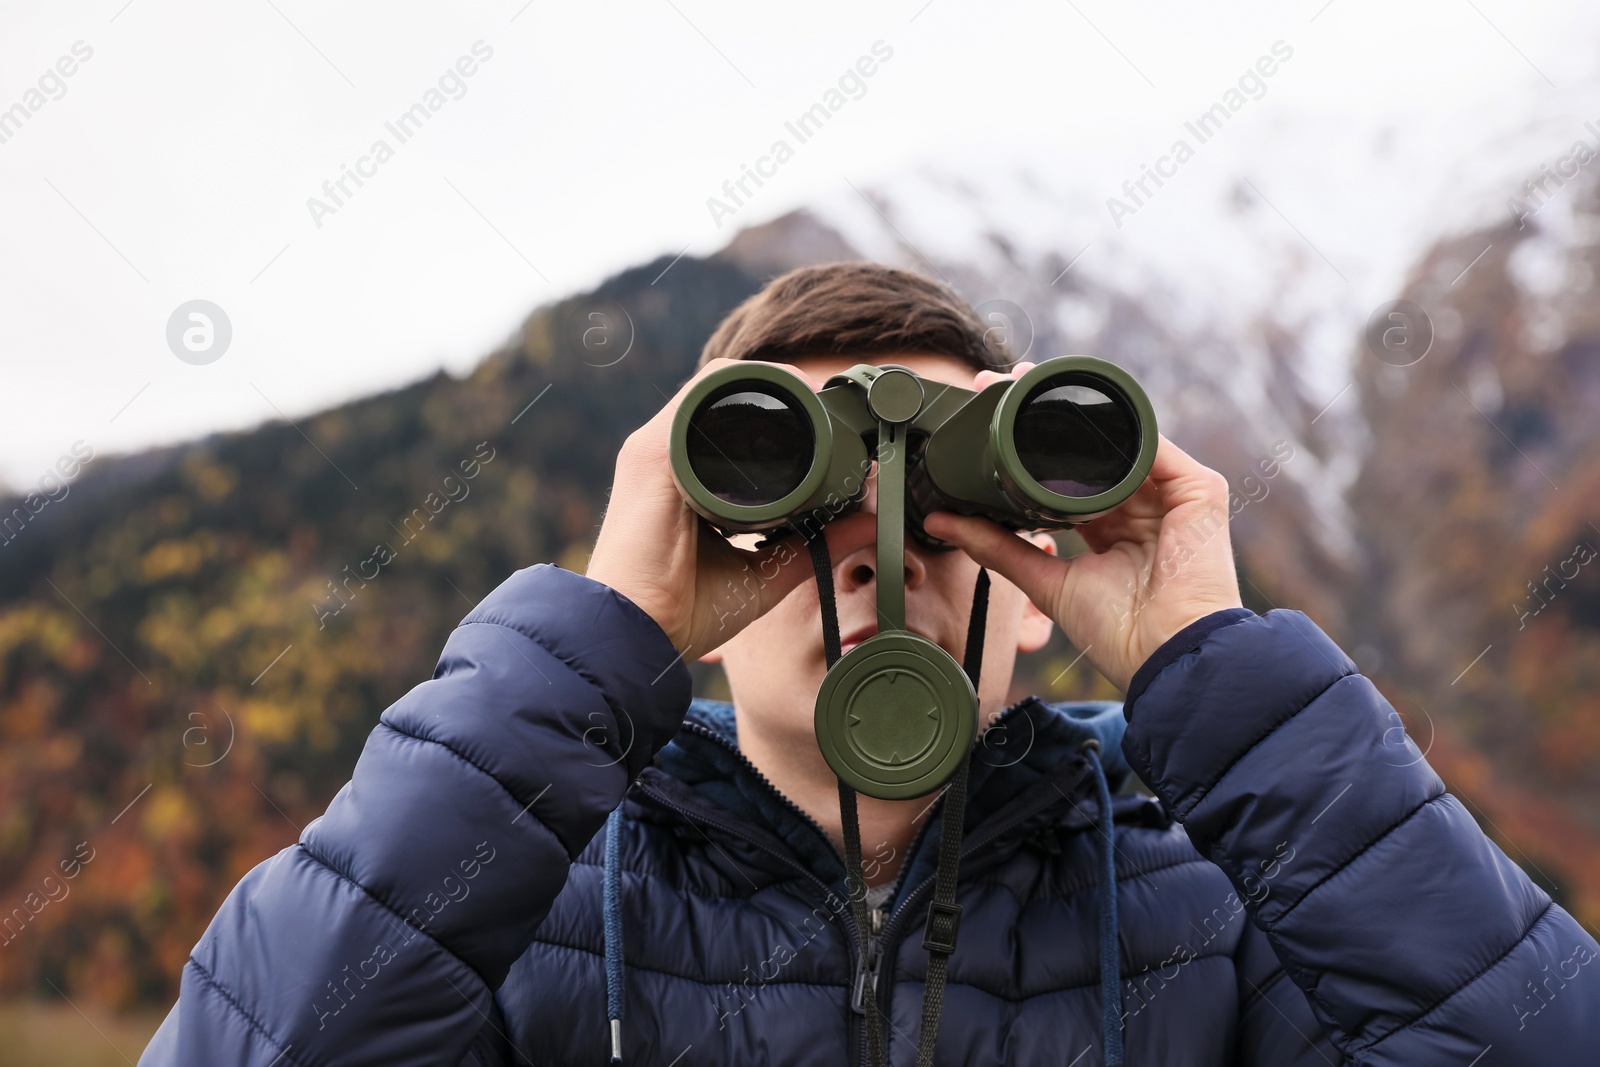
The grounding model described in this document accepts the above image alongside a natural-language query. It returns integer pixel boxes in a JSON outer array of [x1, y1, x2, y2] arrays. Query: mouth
[[837, 623, 938, 658]]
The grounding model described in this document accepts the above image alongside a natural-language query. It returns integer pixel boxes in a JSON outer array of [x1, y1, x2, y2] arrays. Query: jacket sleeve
[[1121, 608, 1600, 1065], [1232, 920, 1345, 1065], [138, 565, 692, 1067]]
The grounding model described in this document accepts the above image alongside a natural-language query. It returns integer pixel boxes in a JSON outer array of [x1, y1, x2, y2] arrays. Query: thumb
[[732, 530, 817, 616], [923, 511, 1068, 613]]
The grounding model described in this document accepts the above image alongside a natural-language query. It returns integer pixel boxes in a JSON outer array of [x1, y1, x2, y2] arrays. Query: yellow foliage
[[141, 786, 197, 843], [87, 564, 117, 599], [141, 540, 205, 582], [241, 698, 298, 745], [136, 603, 206, 677], [415, 527, 454, 563], [506, 468, 538, 508], [198, 605, 242, 649], [183, 456, 237, 502], [521, 312, 555, 366], [0, 604, 76, 662]]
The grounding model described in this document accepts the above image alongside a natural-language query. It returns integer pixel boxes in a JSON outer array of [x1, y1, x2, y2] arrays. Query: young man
[[140, 264, 1596, 1066]]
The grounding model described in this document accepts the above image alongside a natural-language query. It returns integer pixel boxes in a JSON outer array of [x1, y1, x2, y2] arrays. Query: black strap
[[915, 567, 987, 1067], [808, 532, 989, 1067], [809, 532, 844, 668], [809, 533, 885, 1065]]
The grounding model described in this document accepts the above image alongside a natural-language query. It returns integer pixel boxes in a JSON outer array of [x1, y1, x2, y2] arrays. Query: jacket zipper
[[856, 757, 1098, 1066], [850, 905, 886, 1016], [630, 778, 876, 1064], [657, 720, 890, 1062]]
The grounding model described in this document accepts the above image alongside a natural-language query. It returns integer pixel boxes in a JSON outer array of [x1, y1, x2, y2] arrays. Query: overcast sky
[[1, 0, 1595, 492]]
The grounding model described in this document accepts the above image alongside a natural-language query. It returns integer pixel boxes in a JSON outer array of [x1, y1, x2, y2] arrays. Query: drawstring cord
[[604, 803, 625, 1064], [1082, 738, 1125, 1067]]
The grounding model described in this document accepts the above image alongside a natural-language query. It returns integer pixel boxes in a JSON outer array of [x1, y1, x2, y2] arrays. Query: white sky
[[1, 0, 1595, 491]]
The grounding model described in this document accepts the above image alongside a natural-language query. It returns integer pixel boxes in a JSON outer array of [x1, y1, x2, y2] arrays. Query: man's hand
[[923, 363, 1243, 693], [586, 358, 826, 656]]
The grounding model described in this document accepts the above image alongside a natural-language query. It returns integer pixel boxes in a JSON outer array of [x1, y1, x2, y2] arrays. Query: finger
[[727, 509, 879, 615], [1070, 437, 1209, 553], [922, 511, 1067, 611], [974, 360, 1037, 390], [1146, 434, 1221, 496], [1073, 511, 1139, 555], [729, 533, 819, 615], [657, 358, 817, 427], [742, 358, 822, 391], [1072, 490, 1163, 554]]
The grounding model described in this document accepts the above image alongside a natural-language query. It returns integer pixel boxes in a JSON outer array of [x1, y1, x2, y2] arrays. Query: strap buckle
[[922, 900, 963, 954]]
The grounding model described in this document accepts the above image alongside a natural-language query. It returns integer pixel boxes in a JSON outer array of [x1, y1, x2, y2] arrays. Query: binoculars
[[669, 355, 1158, 799], [669, 355, 1157, 545]]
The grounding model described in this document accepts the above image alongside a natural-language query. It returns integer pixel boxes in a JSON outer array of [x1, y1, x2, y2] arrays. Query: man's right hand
[[586, 358, 830, 657]]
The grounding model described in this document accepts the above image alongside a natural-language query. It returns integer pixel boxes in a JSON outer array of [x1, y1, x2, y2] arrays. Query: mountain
[[1347, 182, 1600, 910]]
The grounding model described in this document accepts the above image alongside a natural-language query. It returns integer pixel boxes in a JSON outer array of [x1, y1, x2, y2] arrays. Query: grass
[[0, 1001, 165, 1067]]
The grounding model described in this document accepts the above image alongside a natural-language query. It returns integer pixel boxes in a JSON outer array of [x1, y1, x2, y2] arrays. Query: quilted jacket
[[138, 564, 1599, 1065]]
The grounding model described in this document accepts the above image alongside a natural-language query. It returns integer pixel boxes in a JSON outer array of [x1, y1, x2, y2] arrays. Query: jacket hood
[[640, 694, 1152, 911]]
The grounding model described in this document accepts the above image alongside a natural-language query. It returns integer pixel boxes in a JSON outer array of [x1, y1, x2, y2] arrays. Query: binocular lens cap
[[815, 632, 978, 800]]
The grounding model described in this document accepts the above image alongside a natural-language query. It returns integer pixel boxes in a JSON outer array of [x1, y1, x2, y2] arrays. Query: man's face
[[701, 352, 1057, 758]]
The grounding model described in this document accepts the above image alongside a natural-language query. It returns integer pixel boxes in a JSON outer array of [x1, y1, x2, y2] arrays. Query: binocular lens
[[685, 387, 815, 507], [1013, 373, 1140, 497]]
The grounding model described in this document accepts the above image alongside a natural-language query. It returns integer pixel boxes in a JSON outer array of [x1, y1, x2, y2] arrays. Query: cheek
[[725, 584, 820, 657], [985, 587, 1026, 642], [986, 579, 1041, 651], [928, 549, 981, 589]]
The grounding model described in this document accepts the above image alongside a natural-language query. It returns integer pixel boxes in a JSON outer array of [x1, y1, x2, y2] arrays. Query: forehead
[[788, 352, 982, 391]]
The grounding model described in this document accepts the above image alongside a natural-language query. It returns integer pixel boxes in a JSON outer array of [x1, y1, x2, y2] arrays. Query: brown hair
[[699, 262, 1012, 373]]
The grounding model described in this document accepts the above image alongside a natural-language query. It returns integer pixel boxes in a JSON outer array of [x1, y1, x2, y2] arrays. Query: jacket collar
[[639, 695, 1150, 908]]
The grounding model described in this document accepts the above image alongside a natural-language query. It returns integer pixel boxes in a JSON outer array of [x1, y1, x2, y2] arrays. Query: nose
[[832, 537, 934, 604], [835, 536, 929, 601], [834, 462, 929, 600]]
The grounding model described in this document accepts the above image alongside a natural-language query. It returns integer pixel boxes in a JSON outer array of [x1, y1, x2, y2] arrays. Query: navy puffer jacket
[[139, 565, 1599, 1065]]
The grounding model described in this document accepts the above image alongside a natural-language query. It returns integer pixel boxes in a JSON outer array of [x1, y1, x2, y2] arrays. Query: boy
[[140, 263, 1597, 1065]]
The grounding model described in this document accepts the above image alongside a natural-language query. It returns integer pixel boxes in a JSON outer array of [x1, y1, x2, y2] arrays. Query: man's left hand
[[923, 364, 1243, 693]]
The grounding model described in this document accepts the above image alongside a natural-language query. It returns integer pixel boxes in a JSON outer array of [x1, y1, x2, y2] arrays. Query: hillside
[[0, 255, 769, 1007]]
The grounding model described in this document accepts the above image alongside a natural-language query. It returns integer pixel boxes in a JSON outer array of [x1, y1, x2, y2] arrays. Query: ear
[[1013, 531, 1057, 653]]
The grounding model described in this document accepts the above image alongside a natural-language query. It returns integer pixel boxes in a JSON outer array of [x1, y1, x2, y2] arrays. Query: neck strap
[[807, 530, 989, 1067]]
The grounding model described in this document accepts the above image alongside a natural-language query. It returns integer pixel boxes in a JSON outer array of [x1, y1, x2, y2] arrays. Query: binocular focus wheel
[[815, 632, 978, 801]]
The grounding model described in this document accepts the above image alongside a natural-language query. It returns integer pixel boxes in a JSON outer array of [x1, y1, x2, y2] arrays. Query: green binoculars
[[669, 355, 1158, 800], [668, 355, 1158, 545]]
